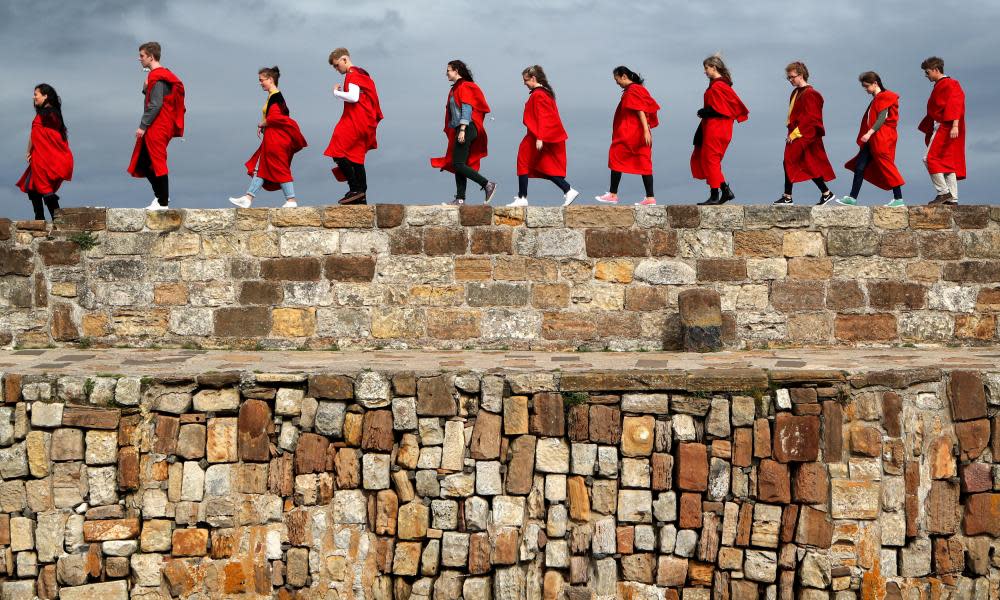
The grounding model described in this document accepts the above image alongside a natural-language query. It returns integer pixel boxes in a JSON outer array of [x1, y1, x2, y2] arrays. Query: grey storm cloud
[[2, 0, 996, 219]]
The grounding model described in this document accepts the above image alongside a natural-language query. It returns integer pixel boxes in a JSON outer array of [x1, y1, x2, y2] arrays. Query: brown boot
[[927, 192, 954, 206]]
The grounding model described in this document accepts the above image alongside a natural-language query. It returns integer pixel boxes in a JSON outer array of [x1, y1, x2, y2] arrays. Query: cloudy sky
[[2, 1, 997, 219]]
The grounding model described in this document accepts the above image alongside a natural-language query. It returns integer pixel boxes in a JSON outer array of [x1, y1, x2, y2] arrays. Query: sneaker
[[228, 195, 252, 209], [339, 191, 367, 205], [507, 196, 529, 207], [635, 197, 656, 206], [836, 196, 858, 206], [595, 192, 619, 204], [145, 198, 168, 211], [483, 181, 498, 204], [928, 193, 956, 206], [773, 195, 793, 205], [562, 188, 579, 207], [443, 198, 465, 206], [816, 191, 835, 206], [281, 200, 298, 208], [884, 198, 906, 208]]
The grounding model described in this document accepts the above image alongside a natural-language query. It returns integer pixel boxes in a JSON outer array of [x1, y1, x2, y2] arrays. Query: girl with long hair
[[596, 66, 660, 205], [17, 83, 73, 220], [693, 55, 749, 205], [510, 65, 578, 207], [839, 71, 905, 206]]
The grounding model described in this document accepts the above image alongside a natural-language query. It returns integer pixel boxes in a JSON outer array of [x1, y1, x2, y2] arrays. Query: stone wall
[[2, 204, 1000, 350], [0, 365, 998, 599]]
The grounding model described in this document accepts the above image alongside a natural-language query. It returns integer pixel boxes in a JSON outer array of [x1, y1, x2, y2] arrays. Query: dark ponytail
[[34, 83, 67, 141], [259, 66, 281, 85], [448, 60, 474, 82], [858, 71, 886, 91], [522, 65, 555, 98], [613, 66, 644, 85]]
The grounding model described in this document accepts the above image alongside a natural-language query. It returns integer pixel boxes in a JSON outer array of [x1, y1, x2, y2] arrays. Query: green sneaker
[[836, 196, 858, 206], [885, 198, 905, 208]]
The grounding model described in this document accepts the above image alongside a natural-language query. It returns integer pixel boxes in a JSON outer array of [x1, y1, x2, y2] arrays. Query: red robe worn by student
[[245, 92, 307, 189], [691, 78, 749, 188], [517, 87, 568, 178], [919, 76, 966, 179], [608, 83, 660, 175], [784, 86, 835, 184], [17, 109, 74, 196], [325, 67, 383, 180], [430, 79, 491, 172], [845, 89, 905, 189], [127, 67, 185, 178]]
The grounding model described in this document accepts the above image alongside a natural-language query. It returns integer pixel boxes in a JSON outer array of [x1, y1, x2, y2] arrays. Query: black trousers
[[28, 191, 60, 220], [783, 162, 830, 196], [518, 174, 570, 198], [452, 123, 488, 199], [137, 140, 169, 205], [610, 171, 654, 197], [333, 157, 368, 193]]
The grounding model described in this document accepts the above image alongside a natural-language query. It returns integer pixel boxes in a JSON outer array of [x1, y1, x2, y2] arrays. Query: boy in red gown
[[596, 66, 660, 205], [918, 56, 965, 205], [693, 55, 749, 206], [17, 83, 73, 221], [510, 65, 578, 207], [430, 60, 497, 205], [127, 42, 185, 211], [229, 66, 307, 208], [325, 48, 383, 205], [774, 62, 835, 205], [839, 72, 906, 207]]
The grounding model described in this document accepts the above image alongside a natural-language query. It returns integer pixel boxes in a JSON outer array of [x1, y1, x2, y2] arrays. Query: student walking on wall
[[325, 48, 383, 205], [918, 56, 965, 206], [693, 55, 748, 206], [773, 61, 835, 206], [16, 83, 73, 221], [596, 66, 660, 206], [839, 72, 906, 207]]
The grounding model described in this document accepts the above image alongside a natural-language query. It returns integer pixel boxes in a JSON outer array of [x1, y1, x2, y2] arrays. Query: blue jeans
[[247, 160, 295, 200]]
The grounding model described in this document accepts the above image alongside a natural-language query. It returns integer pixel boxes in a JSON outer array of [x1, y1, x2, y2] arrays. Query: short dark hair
[[785, 61, 809, 81], [258, 66, 280, 85], [921, 56, 944, 73], [139, 41, 161, 61]]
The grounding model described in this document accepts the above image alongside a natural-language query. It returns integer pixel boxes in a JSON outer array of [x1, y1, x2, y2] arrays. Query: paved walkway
[[1, 347, 999, 376]]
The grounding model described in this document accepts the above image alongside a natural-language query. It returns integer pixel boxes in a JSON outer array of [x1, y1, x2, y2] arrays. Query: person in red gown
[[693, 55, 749, 206], [229, 67, 307, 208], [325, 48, 383, 205], [595, 66, 660, 206], [127, 42, 185, 211], [839, 72, 906, 207], [509, 65, 578, 207], [773, 61, 835, 206], [918, 56, 965, 205], [17, 84, 73, 221], [430, 60, 497, 205]]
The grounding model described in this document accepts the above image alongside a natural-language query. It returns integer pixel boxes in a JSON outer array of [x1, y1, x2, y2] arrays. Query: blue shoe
[[836, 196, 858, 206], [885, 198, 905, 208]]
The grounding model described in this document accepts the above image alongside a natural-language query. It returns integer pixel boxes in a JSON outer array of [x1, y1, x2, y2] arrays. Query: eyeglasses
[[786, 75, 798, 81]]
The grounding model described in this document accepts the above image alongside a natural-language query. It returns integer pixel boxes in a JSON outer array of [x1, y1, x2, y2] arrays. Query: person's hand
[[334, 83, 342, 92], [25, 152, 31, 163], [950, 125, 959, 139], [786, 136, 793, 144], [535, 140, 543, 151], [135, 128, 145, 139], [860, 132, 872, 143], [457, 129, 466, 144], [644, 129, 652, 146]]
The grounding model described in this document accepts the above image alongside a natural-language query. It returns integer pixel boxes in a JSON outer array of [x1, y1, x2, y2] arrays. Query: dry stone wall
[[2, 204, 1000, 351], [0, 365, 998, 599]]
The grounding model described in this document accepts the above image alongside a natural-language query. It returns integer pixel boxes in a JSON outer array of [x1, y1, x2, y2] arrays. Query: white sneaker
[[507, 196, 529, 207], [562, 188, 579, 207], [145, 198, 168, 211], [229, 195, 253, 209], [281, 200, 298, 208]]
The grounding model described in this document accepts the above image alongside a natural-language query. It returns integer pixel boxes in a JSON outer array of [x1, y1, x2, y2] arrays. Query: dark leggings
[[146, 174, 169, 206], [453, 123, 488, 199], [28, 191, 60, 221], [333, 157, 368, 192], [783, 163, 830, 196], [610, 171, 654, 197], [850, 145, 902, 200], [518, 174, 570, 198]]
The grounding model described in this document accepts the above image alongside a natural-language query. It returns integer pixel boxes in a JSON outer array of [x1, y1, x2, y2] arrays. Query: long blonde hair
[[703, 54, 733, 84]]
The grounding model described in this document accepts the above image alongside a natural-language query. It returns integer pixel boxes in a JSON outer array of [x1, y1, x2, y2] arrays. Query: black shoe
[[698, 190, 723, 206], [339, 191, 367, 205], [928, 192, 955, 206], [719, 182, 735, 203], [483, 181, 498, 204], [773, 195, 793, 205], [816, 191, 835, 206]]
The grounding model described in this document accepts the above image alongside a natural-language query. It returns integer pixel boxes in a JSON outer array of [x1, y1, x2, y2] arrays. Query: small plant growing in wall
[[83, 378, 95, 399], [68, 231, 99, 251], [561, 391, 588, 407]]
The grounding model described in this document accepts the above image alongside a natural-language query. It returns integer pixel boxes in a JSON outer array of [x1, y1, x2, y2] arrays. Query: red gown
[[608, 83, 660, 175], [324, 67, 383, 181], [918, 77, 965, 178], [517, 88, 568, 177], [783, 86, 835, 183], [430, 80, 491, 172], [244, 92, 307, 190], [17, 109, 74, 196], [127, 67, 185, 177], [691, 78, 749, 188], [845, 90, 905, 190]]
